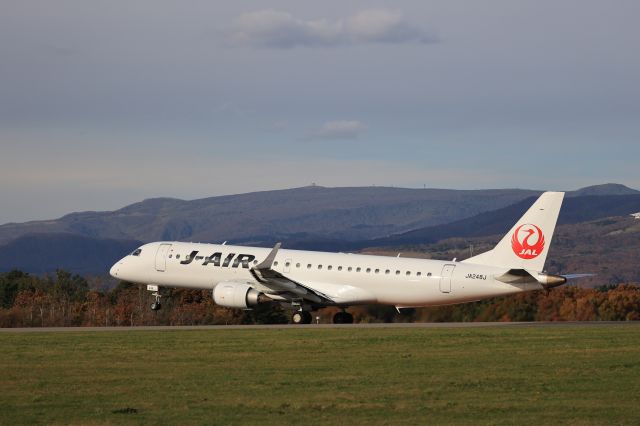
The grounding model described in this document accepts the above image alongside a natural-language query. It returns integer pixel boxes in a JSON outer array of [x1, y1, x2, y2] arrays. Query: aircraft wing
[[249, 243, 335, 305]]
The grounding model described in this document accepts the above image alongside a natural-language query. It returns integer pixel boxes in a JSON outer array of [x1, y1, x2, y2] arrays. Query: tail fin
[[463, 191, 564, 271]]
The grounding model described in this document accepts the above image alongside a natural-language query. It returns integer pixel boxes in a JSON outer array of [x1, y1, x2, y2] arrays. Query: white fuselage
[[110, 241, 543, 308]]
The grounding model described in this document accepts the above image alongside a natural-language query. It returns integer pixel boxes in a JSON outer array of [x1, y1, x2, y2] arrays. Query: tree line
[[0, 269, 638, 327]]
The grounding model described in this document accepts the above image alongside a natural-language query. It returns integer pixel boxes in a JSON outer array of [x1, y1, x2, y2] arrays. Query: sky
[[1, 0, 639, 224]]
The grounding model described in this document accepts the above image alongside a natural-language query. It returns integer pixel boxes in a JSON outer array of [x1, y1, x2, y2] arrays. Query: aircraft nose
[[110, 262, 120, 278]]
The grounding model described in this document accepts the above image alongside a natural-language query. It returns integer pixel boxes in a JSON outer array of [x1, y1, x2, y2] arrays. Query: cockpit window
[[131, 248, 142, 256]]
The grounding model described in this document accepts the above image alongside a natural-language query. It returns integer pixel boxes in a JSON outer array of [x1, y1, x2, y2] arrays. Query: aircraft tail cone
[[540, 274, 567, 289]]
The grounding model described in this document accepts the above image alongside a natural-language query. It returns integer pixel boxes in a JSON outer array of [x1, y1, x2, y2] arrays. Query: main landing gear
[[292, 311, 313, 324], [332, 310, 354, 324], [291, 310, 354, 324]]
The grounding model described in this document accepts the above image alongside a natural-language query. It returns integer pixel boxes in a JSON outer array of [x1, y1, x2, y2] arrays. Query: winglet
[[254, 243, 281, 270]]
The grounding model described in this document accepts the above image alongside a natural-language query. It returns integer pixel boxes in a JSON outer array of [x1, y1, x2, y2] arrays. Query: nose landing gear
[[148, 285, 162, 311]]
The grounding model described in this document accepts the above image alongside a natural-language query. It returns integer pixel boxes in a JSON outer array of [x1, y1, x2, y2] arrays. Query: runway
[[1, 321, 638, 332]]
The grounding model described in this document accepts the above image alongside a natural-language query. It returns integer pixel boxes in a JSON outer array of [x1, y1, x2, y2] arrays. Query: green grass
[[1, 325, 640, 425]]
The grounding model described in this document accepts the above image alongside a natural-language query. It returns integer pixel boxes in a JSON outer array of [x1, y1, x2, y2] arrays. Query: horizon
[[1, 181, 636, 226]]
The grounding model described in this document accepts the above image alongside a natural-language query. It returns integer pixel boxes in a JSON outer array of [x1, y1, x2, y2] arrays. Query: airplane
[[110, 191, 585, 324]]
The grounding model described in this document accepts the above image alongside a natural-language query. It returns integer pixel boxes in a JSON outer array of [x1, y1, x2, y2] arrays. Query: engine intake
[[213, 282, 266, 309]]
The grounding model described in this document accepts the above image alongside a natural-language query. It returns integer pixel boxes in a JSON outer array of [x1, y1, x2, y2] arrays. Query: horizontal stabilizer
[[562, 273, 596, 280]]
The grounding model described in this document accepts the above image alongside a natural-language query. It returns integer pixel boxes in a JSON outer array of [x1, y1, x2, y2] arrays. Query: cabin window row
[[274, 261, 432, 277], [167, 253, 432, 277]]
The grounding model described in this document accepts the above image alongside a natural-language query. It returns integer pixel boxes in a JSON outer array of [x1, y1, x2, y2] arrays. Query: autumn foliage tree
[[0, 269, 638, 326]]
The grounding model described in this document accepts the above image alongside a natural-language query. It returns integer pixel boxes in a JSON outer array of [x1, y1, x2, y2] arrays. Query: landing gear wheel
[[292, 311, 313, 324], [149, 289, 162, 311], [333, 311, 354, 324]]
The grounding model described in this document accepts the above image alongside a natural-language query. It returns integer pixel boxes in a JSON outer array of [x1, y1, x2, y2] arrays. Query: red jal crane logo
[[511, 224, 545, 259]]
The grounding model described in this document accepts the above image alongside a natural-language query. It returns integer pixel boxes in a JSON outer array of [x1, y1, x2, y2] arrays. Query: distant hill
[[0, 186, 545, 246], [547, 215, 640, 286], [568, 183, 638, 197], [0, 184, 637, 275], [0, 234, 141, 275], [350, 194, 640, 250]]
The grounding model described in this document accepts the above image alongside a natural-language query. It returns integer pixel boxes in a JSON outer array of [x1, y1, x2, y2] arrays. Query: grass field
[[1, 325, 640, 425]]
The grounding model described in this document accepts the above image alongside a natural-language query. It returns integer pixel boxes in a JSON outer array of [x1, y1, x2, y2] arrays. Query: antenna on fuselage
[[222, 241, 227, 245]]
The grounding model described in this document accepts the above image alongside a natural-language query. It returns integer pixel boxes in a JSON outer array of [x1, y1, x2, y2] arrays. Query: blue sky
[[1, 0, 639, 224]]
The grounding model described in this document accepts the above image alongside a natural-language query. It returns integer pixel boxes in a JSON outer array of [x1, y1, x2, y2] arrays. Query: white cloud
[[307, 120, 365, 140], [226, 9, 436, 48], [346, 9, 433, 44]]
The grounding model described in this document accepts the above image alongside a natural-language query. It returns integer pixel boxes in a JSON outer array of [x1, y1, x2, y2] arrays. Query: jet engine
[[212, 282, 267, 309]]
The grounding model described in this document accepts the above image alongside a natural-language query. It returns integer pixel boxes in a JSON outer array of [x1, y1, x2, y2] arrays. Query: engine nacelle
[[213, 282, 264, 309]]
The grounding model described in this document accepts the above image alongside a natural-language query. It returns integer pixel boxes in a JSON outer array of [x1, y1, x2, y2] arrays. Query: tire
[[293, 311, 313, 324], [301, 311, 313, 324], [333, 311, 353, 324], [292, 312, 304, 324], [343, 312, 354, 324]]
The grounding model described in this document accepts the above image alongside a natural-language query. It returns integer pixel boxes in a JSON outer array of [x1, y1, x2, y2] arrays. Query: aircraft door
[[155, 244, 172, 272], [439, 264, 455, 293]]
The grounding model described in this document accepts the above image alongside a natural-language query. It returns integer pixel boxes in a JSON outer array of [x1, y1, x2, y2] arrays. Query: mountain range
[[0, 186, 544, 244], [0, 183, 638, 275], [349, 193, 640, 251]]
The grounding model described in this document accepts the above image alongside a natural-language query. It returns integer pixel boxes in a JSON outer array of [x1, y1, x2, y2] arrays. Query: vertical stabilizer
[[462, 192, 564, 271]]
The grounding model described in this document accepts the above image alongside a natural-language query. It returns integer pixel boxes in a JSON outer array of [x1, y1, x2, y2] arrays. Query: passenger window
[[274, 261, 278, 266], [176, 254, 180, 259], [168, 254, 172, 258], [296, 263, 300, 268], [406, 271, 411, 276], [328, 265, 333, 270], [307, 264, 312, 269], [427, 272, 432, 277], [375, 269, 380, 274], [385, 269, 390, 274], [348, 267, 352, 272], [356, 267, 361, 272], [285, 262, 290, 267], [338, 266, 342, 271], [395, 270, 400, 275], [366, 268, 371, 273], [318, 265, 323, 270], [417, 272, 422, 276]]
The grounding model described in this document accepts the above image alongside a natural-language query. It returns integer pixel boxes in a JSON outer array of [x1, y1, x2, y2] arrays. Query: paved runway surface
[[1, 321, 639, 332]]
